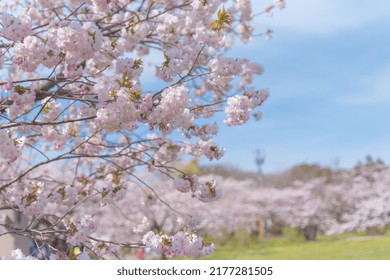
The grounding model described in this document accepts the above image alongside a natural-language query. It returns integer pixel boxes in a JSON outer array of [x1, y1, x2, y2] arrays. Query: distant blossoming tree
[[0, 0, 285, 259], [264, 160, 390, 241]]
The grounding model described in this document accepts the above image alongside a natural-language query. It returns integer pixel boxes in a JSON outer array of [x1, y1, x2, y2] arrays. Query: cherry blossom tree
[[262, 160, 390, 241], [264, 178, 336, 240], [326, 160, 390, 235], [0, 0, 285, 259]]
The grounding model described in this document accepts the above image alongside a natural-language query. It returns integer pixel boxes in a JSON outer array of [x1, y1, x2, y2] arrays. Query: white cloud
[[256, 0, 390, 36]]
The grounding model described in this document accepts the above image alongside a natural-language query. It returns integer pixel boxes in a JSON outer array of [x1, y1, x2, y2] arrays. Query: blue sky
[[208, 0, 390, 173]]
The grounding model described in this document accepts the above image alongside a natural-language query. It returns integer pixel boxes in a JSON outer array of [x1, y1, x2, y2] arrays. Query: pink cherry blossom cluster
[[148, 85, 193, 133], [143, 230, 214, 258], [185, 123, 219, 140], [6, 88, 36, 120], [65, 215, 99, 245], [174, 175, 222, 202], [0, 130, 25, 162], [15, 182, 48, 216], [0, 13, 32, 42], [224, 89, 269, 126]]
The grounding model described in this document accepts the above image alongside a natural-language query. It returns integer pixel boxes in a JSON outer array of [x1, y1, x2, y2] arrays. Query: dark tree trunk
[[302, 225, 318, 241]]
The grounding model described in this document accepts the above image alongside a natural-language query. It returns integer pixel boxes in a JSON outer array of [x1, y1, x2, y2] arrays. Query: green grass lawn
[[203, 231, 390, 260]]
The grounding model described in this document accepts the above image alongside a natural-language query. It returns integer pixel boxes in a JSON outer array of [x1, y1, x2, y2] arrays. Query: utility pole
[[255, 149, 265, 177]]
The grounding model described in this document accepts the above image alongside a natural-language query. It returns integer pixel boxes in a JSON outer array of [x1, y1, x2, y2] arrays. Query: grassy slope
[[204, 233, 390, 260]]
